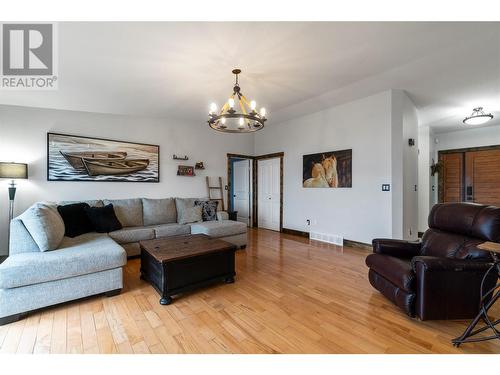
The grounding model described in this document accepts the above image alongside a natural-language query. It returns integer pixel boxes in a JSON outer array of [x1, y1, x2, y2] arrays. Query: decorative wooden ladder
[[206, 176, 225, 211]]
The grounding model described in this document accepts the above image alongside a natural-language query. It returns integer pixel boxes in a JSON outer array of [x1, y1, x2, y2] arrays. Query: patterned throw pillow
[[195, 200, 219, 221]]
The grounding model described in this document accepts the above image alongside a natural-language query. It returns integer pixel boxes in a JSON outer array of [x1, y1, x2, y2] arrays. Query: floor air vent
[[310, 231, 344, 246]]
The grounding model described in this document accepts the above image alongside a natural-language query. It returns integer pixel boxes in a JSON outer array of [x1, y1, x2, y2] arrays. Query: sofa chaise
[[0, 197, 247, 325]]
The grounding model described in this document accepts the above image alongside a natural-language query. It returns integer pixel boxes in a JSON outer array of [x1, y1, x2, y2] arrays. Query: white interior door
[[258, 158, 281, 231], [233, 159, 250, 225]]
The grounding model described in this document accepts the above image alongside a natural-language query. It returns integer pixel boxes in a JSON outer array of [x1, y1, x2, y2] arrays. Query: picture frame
[[47, 132, 160, 182], [177, 165, 195, 176], [303, 149, 352, 188]]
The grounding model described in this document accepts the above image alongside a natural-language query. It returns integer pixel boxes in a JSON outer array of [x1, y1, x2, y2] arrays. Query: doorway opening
[[227, 152, 284, 231], [438, 144, 500, 206], [227, 154, 253, 226]]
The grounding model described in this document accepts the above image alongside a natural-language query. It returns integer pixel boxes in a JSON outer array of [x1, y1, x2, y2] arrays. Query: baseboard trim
[[344, 239, 372, 251], [281, 228, 372, 250], [282, 227, 309, 238]]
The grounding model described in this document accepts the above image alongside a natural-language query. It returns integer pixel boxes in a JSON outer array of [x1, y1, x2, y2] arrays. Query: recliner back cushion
[[142, 198, 177, 225], [470, 205, 500, 242], [420, 228, 466, 258], [425, 203, 500, 259], [421, 229, 492, 260], [103, 198, 143, 227], [428, 203, 484, 236]]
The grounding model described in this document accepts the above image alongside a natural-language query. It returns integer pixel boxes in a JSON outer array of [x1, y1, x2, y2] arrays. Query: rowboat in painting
[[60, 151, 127, 170], [82, 159, 150, 176]]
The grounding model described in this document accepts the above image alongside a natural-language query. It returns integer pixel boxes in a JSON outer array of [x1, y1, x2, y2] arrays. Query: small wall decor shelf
[[173, 154, 189, 161]]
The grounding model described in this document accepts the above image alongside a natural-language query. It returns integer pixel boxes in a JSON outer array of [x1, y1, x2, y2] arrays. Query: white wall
[[433, 125, 500, 152], [0, 105, 254, 255], [254, 91, 395, 244], [391, 90, 419, 240], [417, 125, 430, 233]]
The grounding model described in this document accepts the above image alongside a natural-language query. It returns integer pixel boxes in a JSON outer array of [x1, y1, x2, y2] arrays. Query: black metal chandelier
[[208, 69, 267, 133]]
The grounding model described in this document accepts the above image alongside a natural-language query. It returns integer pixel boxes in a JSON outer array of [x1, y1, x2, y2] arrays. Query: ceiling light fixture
[[463, 107, 494, 126], [208, 69, 267, 133]]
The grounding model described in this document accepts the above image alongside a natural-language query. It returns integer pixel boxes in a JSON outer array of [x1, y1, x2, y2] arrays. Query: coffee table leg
[[160, 296, 172, 305]]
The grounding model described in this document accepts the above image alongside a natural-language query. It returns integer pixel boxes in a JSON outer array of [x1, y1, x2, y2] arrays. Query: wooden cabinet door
[[439, 152, 464, 203], [465, 149, 500, 206]]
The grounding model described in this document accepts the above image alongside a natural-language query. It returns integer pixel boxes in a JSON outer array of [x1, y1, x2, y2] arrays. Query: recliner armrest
[[411, 256, 493, 273], [411, 256, 497, 320], [372, 238, 421, 258]]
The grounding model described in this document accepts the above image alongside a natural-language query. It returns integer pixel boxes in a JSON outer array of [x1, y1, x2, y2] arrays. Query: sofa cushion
[[195, 200, 219, 221], [190, 220, 247, 238], [151, 223, 191, 238], [59, 199, 103, 208], [0, 233, 126, 289], [85, 204, 123, 233], [142, 198, 177, 226], [9, 219, 40, 255], [103, 198, 143, 227], [108, 226, 155, 244], [176, 198, 203, 224], [57, 202, 95, 238], [19, 202, 65, 252], [365, 253, 415, 292]]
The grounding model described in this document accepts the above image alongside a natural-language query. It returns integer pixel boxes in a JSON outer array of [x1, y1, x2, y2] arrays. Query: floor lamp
[[0, 162, 28, 254]]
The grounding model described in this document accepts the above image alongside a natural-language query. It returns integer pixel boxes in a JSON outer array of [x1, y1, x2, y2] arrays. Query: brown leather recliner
[[366, 203, 500, 320]]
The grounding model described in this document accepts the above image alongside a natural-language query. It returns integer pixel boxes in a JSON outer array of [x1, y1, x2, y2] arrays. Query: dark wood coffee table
[[139, 234, 237, 305]]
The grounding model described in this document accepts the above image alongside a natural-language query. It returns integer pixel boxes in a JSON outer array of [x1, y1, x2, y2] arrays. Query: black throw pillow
[[84, 204, 123, 233], [57, 203, 95, 238], [195, 200, 219, 221]]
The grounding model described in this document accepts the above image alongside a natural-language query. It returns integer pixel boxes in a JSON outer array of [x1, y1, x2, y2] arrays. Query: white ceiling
[[1, 22, 499, 133]]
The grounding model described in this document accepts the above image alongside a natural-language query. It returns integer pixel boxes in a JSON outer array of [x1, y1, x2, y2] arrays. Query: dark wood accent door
[[439, 152, 463, 203], [439, 145, 500, 206], [464, 149, 500, 206]]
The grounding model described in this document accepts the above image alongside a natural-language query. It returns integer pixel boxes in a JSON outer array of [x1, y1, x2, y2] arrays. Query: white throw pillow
[[19, 202, 65, 251]]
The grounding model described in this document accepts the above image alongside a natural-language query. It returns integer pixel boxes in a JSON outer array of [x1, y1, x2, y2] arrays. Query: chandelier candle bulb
[[207, 69, 267, 133]]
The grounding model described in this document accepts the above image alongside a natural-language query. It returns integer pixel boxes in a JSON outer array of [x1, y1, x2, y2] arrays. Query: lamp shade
[[0, 162, 28, 179]]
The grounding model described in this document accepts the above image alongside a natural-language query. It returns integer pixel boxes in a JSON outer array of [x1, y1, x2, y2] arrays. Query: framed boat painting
[[47, 132, 160, 182]]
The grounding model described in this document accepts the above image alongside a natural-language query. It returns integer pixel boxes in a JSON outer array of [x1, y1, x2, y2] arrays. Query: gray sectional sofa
[[0, 197, 247, 325]]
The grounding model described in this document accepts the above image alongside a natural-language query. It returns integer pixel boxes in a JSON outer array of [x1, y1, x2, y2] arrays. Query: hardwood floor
[[1, 228, 499, 354]]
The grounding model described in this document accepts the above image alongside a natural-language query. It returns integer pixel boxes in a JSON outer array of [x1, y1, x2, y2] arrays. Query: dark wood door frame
[[227, 152, 284, 231], [438, 144, 500, 203], [226, 154, 254, 225]]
